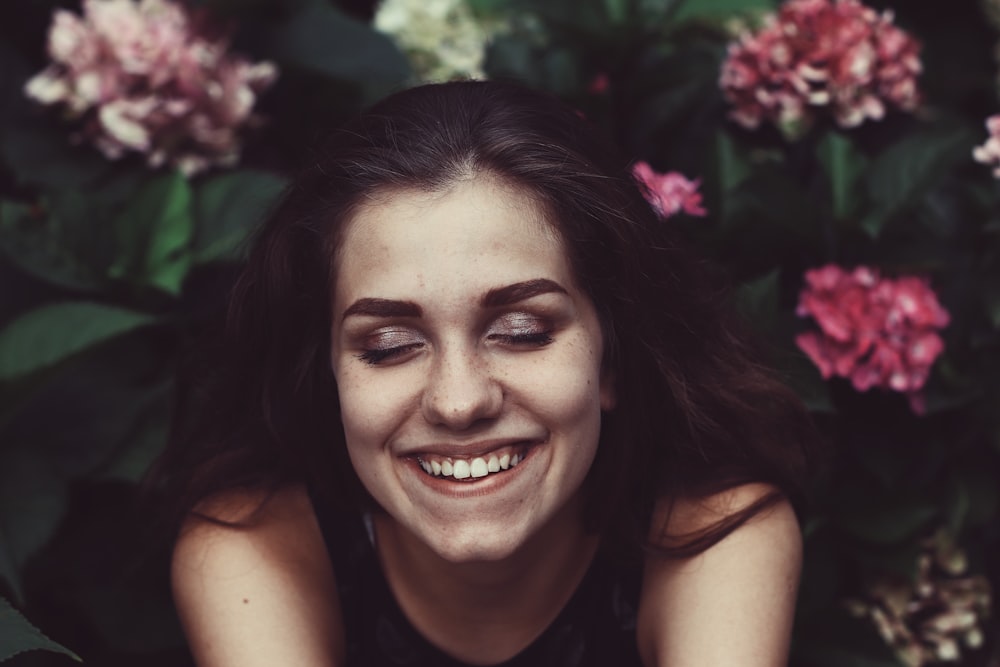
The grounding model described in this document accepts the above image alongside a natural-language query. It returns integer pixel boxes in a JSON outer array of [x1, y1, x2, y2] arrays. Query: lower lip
[[407, 447, 537, 498]]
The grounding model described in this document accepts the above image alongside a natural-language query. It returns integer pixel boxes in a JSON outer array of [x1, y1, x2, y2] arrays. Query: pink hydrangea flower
[[795, 264, 949, 414], [24, 0, 277, 176], [972, 114, 1000, 178], [720, 0, 922, 137], [632, 161, 707, 218]]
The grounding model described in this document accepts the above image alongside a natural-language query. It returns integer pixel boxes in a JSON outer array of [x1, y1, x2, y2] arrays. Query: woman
[[161, 80, 818, 666]]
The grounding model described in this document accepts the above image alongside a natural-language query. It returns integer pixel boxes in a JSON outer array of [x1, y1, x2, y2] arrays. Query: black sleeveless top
[[309, 490, 644, 667]]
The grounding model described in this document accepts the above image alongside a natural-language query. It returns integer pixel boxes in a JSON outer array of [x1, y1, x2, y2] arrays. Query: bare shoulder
[[171, 484, 344, 667], [637, 483, 802, 667]]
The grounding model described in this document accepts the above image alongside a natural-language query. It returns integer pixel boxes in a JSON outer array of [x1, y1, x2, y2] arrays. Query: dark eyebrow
[[342, 298, 422, 319], [480, 279, 568, 308]]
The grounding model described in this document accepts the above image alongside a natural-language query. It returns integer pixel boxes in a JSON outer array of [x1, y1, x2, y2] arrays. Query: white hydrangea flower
[[374, 0, 505, 82]]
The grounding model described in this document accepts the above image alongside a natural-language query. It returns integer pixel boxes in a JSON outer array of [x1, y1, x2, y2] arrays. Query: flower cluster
[[374, 0, 505, 82], [795, 264, 949, 414], [24, 0, 277, 176], [632, 161, 707, 219], [845, 531, 992, 666], [973, 114, 1000, 178], [719, 0, 922, 137]]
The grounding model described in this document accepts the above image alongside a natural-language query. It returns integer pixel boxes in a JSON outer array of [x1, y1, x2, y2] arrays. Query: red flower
[[720, 0, 921, 137], [795, 264, 949, 414], [632, 161, 707, 218]]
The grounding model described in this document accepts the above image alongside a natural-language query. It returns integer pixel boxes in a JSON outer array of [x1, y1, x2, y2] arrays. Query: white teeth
[[470, 457, 489, 478], [452, 460, 471, 479], [419, 448, 529, 481]]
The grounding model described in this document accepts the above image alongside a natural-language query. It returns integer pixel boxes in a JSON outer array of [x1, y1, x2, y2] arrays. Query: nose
[[421, 345, 502, 430]]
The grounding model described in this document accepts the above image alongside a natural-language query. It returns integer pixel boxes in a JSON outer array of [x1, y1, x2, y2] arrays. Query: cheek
[[334, 368, 406, 447]]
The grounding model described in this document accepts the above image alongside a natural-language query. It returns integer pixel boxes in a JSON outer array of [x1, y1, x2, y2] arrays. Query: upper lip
[[401, 437, 541, 459]]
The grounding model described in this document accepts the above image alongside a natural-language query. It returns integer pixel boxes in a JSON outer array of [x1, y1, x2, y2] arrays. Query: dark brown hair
[[153, 79, 819, 557]]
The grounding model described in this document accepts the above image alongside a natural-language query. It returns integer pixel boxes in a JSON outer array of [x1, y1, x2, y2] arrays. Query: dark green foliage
[[1, 0, 998, 664]]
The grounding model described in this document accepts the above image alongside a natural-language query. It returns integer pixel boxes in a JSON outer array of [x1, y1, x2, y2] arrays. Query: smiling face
[[329, 175, 614, 564]]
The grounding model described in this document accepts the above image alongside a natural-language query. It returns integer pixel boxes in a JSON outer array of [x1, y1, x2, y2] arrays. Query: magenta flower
[[24, 0, 277, 176], [720, 0, 922, 137], [795, 264, 949, 414], [632, 161, 707, 219]]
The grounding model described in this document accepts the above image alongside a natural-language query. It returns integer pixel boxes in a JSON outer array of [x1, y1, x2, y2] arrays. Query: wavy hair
[[152, 79, 819, 557]]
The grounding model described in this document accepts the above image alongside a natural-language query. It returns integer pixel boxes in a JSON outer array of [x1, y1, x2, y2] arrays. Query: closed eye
[[356, 328, 425, 366], [357, 343, 424, 365], [487, 312, 554, 348]]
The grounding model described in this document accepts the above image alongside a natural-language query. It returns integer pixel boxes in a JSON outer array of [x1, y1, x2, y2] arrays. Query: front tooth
[[470, 457, 488, 478], [431, 460, 442, 476], [499, 453, 510, 470], [510, 454, 520, 467], [487, 455, 500, 473], [453, 460, 471, 479], [441, 460, 454, 476]]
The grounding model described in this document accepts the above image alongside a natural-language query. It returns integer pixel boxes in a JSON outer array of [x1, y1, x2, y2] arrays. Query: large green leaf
[[193, 170, 288, 264], [0, 199, 106, 292], [816, 131, 868, 221], [264, 1, 410, 83], [861, 122, 978, 238], [670, 0, 777, 23], [0, 596, 80, 662], [109, 171, 194, 295], [0, 301, 155, 380], [0, 449, 67, 604]]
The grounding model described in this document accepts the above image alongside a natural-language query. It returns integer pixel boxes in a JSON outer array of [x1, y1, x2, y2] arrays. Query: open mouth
[[415, 444, 532, 482]]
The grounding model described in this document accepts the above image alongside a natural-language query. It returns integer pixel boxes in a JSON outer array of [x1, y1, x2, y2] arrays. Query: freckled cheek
[[334, 370, 413, 449]]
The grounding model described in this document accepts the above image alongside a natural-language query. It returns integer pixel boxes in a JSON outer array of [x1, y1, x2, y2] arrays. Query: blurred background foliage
[[0, 0, 998, 665]]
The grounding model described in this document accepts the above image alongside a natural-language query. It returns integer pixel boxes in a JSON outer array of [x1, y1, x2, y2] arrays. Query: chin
[[421, 526, 527, 564]]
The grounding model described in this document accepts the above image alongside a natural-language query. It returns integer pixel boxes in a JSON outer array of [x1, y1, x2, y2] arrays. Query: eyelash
[[355, 328, 554, 366], [357, 344, 424, 365]]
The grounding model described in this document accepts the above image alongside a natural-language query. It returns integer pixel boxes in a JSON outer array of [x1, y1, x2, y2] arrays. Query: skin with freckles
[[330, 175, 615, 566]]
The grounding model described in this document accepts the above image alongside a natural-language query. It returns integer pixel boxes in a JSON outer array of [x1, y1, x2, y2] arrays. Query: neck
[[373, 497, 599, 665]]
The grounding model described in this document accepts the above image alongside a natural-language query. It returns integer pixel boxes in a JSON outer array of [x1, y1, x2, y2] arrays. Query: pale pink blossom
[[24, 0, 277, 176], [632, 161, 707, 218], [720, 0, 921, 137], [972, 115, 1000, 178], [795, 264, 949, 414]]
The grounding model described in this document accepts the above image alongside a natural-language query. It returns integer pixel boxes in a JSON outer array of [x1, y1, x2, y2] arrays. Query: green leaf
[[861, 122, 978, 238], [0, 199, 105, 292], [602, 0, 628, 23], [0, 449, 67, 605], [837, 503, 938, 545], [816, 131, 868, 221], [265, 1, 410, 83], [0, 117, 113, 191], [109, 171, 194, 295], [0, 302, 155, 380], [671, 0, 777, 23], [735, 269, 779, 332], [0, 596, 80, 662], [193, 170, 288, 264]]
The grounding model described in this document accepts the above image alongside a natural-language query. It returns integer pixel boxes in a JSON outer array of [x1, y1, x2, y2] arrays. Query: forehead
[[333, 177, 573, 302]]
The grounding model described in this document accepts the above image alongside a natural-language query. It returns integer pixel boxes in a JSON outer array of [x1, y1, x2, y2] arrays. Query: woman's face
[[330, 176, 614, 563]]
